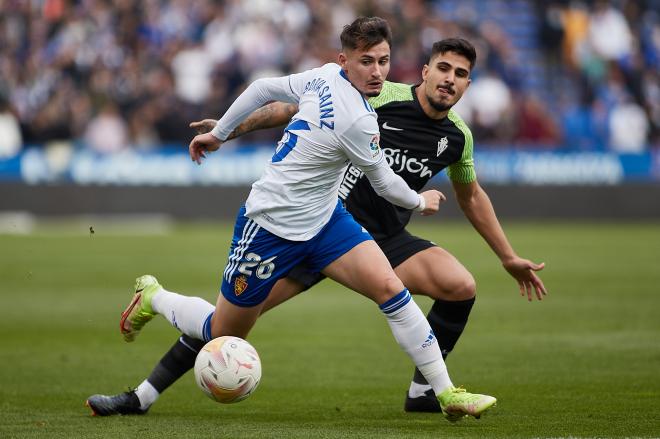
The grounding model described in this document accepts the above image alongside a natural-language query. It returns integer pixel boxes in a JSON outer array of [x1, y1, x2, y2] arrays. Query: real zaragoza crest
[[234, 275, 248, 296]]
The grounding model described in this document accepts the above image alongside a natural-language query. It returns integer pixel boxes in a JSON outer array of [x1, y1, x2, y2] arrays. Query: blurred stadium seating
[[0, 0, 658, 216], [1, 0, 658, 151]]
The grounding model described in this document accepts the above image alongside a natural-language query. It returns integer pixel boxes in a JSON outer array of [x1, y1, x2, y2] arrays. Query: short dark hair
[[429, 38, 477, 70], [340, 17, 392, 51]]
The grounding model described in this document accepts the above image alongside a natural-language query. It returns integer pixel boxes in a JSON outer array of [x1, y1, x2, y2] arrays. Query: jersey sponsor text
[[382, 147, 433, 178], [338, 165, 364, 200]]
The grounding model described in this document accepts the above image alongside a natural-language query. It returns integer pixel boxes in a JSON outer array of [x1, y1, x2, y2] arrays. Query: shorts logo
[[234, 275, 248, 296], [369, 134, 380, 158]]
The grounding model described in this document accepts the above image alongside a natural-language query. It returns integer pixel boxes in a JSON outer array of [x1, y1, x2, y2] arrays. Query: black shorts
[[287, 228, 436, 290]]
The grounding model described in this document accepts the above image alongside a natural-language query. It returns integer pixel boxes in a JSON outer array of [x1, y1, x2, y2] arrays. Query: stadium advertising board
[[0, 147, 658, 186]]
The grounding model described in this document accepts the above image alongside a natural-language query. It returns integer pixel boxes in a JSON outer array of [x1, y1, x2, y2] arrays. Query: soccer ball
[[194, 336, 262, 404]]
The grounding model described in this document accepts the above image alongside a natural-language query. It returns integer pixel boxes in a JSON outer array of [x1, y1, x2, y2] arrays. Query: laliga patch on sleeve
[[369, 134, 381, 158]]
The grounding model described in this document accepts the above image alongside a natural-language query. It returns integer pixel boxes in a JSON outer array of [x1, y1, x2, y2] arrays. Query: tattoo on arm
[[226, 103, 297, 141]]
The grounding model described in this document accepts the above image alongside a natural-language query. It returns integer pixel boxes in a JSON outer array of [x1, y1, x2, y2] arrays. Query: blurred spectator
[[559, 93, 608, 150], [456, 72, 515, 142], [515, 94, 561, 145], [609, 99, 650, 153], [588, 0, 633, 63], [171, 43, 213, 105], [560, 1, 591, 71], [537, 0, 566, 97], [0, 97, 22, 158], [84, 103, 129, 154]]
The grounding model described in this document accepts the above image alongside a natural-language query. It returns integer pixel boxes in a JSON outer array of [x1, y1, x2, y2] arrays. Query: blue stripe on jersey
[[272, 132, 298, 163], [338, 68, 373, 112], [360, 95, 374, 112], [272, 119, 311, 163], [379, 289, 412, 315], [287, 119, 310, 131]]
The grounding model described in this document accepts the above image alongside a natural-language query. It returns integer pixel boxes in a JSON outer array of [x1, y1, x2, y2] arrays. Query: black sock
[[412, 297, 476, 386], [147, 335, 205, 393]]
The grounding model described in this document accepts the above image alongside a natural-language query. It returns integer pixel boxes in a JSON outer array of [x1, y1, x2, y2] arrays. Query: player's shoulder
[[297, 62, 341, 85], [446, 109, 473, 144], [330, 69, 377, 131], [337, 105, 377, 138], [368, 81, 414, 109], [306, 62, 339, 78], [320, 62, 341, 72]]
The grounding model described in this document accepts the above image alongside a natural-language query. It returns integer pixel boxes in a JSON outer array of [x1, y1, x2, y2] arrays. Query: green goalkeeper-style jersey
[[338, 81, 476, 240]]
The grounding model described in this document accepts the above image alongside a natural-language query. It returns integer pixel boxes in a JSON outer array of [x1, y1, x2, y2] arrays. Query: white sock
[[135, 380, 159, 410], [151, 288, 215, 341], [380, 289, 453, 395], [408, 381, 433, 398]]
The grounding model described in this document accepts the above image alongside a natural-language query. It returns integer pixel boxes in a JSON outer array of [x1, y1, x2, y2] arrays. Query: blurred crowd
[[0, 0, 658, 159]]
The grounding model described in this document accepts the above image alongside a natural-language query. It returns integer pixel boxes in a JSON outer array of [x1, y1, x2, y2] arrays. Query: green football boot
[[437, 387, 496, 422], [119, 275, 161, 342]]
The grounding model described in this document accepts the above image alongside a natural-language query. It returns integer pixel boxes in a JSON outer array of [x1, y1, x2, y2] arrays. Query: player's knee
[[367, 271, 406, 303], [426, 272, 476, 301], [382, 273, 407, 299], [452, 274, 476, 300]]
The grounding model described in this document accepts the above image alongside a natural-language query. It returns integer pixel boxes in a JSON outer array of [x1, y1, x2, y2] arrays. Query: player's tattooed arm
[[228, 102, 297, 140], [189, 103, 298, 140], [188, 102, 297, 164]]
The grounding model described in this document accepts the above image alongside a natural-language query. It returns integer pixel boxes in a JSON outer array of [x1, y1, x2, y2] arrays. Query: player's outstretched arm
[[189, 103, 298, 139], [188, 103, 298, 164], [190, 72, 306, 164], [452, 179, 547, 301]]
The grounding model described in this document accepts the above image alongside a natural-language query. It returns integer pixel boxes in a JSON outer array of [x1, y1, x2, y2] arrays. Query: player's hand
[[418, 190, 446, 216], [189, 132, 222, 165], [189, 119, 218, 135], [502, 257, 547, 301]]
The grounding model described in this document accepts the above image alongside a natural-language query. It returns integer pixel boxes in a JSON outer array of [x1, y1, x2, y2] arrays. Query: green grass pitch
[[1, 221, 659, 438]]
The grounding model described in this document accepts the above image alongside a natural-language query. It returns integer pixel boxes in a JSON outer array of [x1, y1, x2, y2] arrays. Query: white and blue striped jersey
[[211, 63, 420, 241]]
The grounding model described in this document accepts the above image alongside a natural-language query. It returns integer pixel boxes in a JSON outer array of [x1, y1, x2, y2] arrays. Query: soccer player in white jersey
[[88, 17, 496, 421]]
